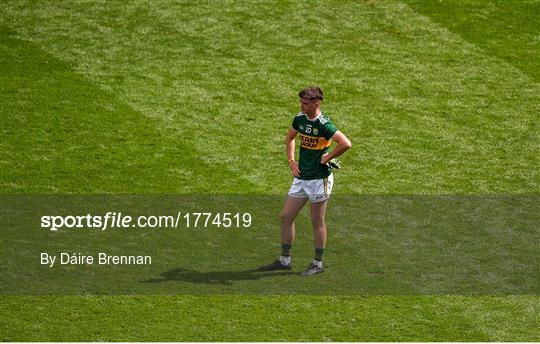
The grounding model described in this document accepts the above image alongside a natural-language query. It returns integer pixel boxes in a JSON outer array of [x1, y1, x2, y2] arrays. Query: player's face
[[300, 98, 319, 115]]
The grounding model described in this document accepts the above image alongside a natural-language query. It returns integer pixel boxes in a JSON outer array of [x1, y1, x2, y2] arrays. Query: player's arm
[[320, 130, 352, 165], [285, 127, 300, 177]]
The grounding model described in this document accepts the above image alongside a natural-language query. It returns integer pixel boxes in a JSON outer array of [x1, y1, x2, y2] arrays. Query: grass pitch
[[1, 0, 538, 341], [2, 296, 538, 342]]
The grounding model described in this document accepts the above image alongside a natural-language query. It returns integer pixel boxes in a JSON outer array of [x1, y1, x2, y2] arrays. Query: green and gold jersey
[[292, 112, 338, 180]]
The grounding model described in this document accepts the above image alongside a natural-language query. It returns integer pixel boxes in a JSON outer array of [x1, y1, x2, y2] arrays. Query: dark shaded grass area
[[408, 0, 540, 81], [1, 195, 537, 295]]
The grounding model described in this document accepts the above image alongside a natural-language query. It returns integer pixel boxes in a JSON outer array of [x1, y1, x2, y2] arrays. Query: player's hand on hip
[[320, 153, 330, 165], [289, 161, 300, 177]]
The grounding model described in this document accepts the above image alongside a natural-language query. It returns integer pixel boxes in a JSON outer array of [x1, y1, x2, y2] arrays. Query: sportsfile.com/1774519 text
[[40, 212, 253, 231]]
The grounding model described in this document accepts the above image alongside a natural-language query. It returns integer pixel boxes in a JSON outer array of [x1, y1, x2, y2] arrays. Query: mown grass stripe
[[407, 0, 540, 82], [0, 26, 257, 193], [1, 295, 538, 341], [1, 1, 537, 194]]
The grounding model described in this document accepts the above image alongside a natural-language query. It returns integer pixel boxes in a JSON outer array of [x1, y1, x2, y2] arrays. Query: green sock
[[314, 247, 324, 261], [281, 243, 292, 257]]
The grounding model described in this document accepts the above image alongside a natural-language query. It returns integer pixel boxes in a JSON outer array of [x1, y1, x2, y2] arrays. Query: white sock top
[[279, 256, 291, 265]]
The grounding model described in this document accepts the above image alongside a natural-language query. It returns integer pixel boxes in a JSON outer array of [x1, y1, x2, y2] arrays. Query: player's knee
[[280, 212, 293, 223], [312, 224, 326, 233], [311, 217, 325, 227]]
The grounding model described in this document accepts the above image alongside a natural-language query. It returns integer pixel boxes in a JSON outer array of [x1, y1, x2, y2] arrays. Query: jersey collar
[[305, 113, 322, 122]]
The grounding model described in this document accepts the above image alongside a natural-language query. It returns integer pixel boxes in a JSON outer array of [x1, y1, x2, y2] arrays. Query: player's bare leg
[[301, 200, 328, 276], [309, 200, 328, 248], [261, 196, 307, 271], [280, 196, 308, 245]]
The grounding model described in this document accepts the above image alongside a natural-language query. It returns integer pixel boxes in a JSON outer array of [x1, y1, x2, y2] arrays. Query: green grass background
[[1, 0, 538, 341]]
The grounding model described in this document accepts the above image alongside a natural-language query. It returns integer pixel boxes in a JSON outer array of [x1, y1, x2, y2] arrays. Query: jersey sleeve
[[323, 121, 338, 140], [292, 115, 300, 130]]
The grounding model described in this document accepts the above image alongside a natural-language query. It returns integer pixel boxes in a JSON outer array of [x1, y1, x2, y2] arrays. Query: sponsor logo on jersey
[[313, 128, 318, 135], [299, 134, 331, 150]]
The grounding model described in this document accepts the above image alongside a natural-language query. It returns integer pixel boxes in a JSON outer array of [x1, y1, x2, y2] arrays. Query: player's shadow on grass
[[143, 267, 293, 286]]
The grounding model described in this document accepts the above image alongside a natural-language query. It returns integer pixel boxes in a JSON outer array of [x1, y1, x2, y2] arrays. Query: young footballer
[[262, 87, 352, 276]]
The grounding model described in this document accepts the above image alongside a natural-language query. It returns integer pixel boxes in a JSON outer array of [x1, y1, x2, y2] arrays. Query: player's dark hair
[[299, 87, 323, 101]]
